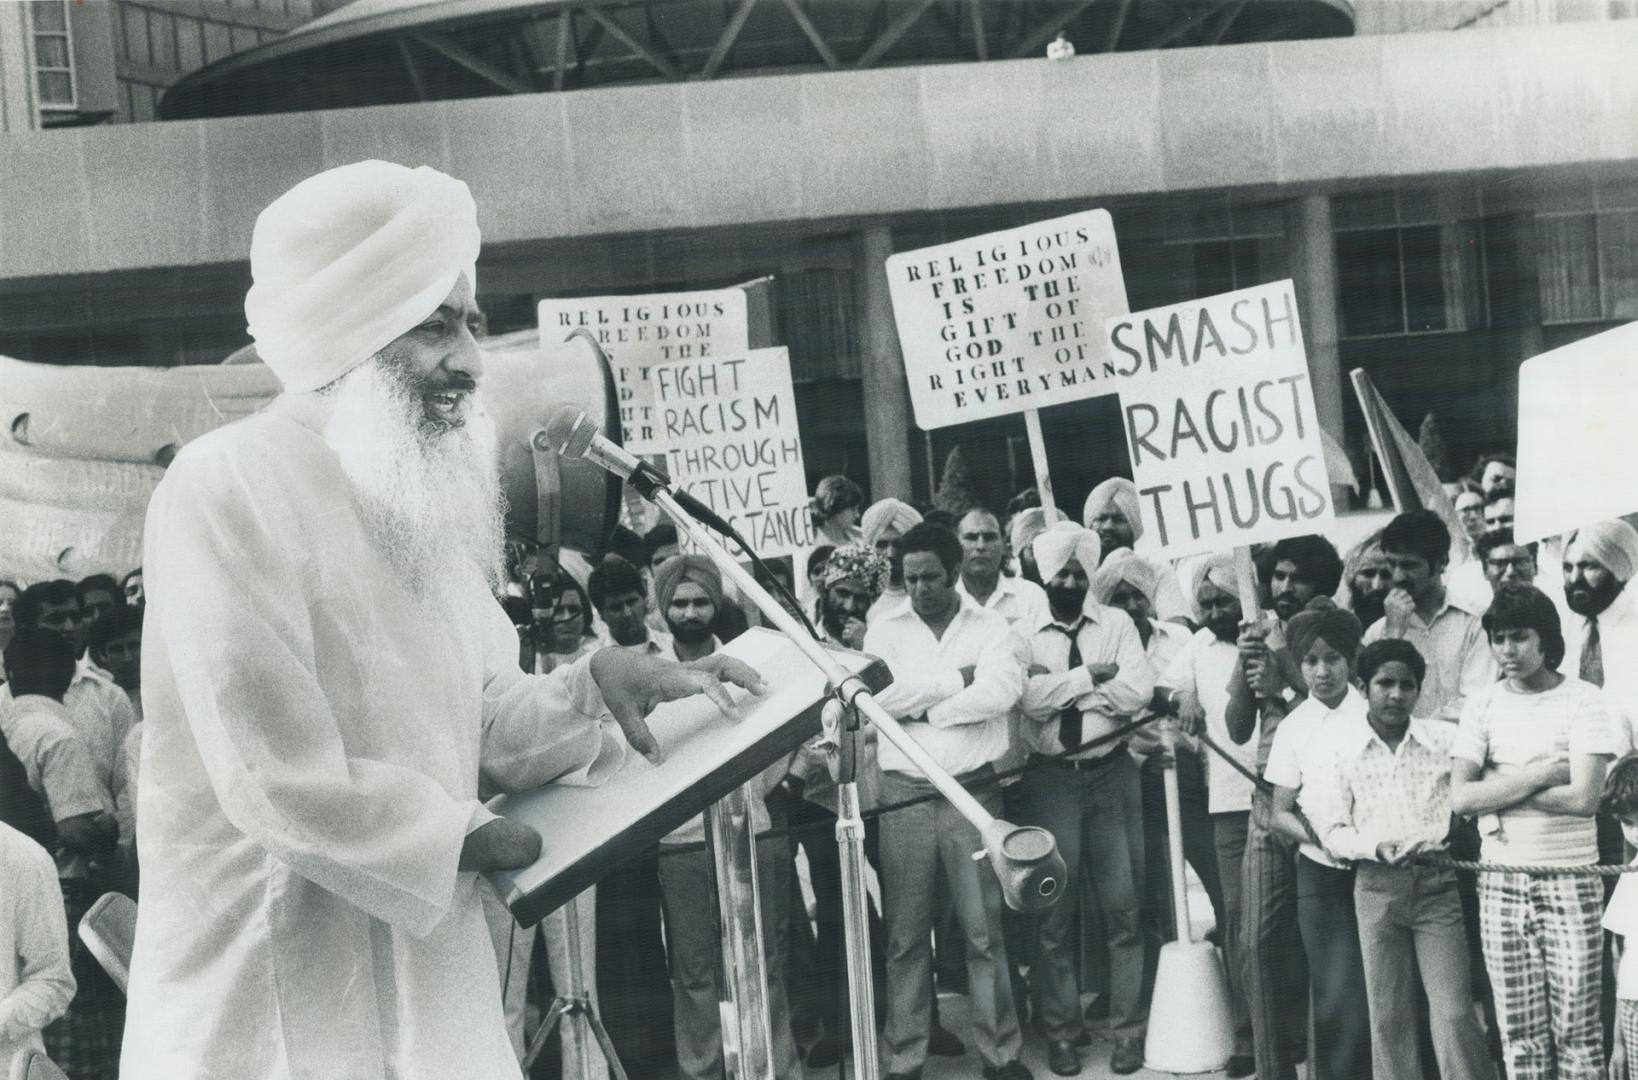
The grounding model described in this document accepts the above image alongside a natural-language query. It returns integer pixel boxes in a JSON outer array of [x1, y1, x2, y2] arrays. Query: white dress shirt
[[1564, 584, 1638, 753], [1, 658, 135, 802], [864, 595, 1026, 778], [1263, 686, 1368, 868], [957, 574, 1051, 638], [1162, 628, 1259, 814], [0, 823, 75, 1066], [1019, 603, 1154, 760]]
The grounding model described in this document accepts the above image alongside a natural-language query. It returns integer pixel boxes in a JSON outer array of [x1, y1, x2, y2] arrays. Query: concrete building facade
[[1, 0, 1635, 514]]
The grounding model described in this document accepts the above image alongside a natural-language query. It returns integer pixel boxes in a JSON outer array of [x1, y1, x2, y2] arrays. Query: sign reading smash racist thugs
[[1102, 280, 1334, 558], [649, 347, 817, 559], [538, 288, 749, 455], [886, 209, 1130, 429]]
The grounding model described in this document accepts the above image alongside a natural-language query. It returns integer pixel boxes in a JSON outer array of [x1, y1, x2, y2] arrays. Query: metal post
[[835, 777, 881, 1080], [706, 784, 777, 1080]]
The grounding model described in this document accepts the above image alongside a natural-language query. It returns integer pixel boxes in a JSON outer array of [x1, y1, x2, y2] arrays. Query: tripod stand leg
[[522, 1000, 569, 1071], [836, 780, 881, 1080], [586, 1009, 631, 1080]]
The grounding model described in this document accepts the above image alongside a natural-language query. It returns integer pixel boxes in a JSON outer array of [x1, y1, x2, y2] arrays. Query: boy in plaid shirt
[[1451, 584, 1621, 1080], [1316, 638, 1497, 1080]]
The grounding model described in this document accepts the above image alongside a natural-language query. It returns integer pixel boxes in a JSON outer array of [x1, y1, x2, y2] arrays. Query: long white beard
[[322, 359, 508, 600]]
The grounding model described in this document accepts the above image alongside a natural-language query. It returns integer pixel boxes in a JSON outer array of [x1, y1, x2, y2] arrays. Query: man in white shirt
[[1362, 510, 1495, 723], [0, 821, 75, 1070], [11, 582, 136, 804], [863, 498, 924, 624], [653, 555, 803, 1080], [1015, 524, 1153, 1076], [957, 508, 1050, 632], [1155, 554, 1259, 1075], [863, 521, 1030, 1080], [587, 555, 673, 657]]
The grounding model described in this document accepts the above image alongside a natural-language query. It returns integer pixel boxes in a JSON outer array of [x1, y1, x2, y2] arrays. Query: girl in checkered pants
[[1451, 584, 1623, 1080], [1599, 756, 1638, 1080]]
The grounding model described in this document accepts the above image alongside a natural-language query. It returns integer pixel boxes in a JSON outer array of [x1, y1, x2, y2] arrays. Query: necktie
[[1053, 621, 1084, 752], [1582, 617, 1605, 688]]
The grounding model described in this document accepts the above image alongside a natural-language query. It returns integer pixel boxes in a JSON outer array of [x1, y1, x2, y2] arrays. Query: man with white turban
[[862, 498, 924, 623], [1016, 524, 1153, 1075], [1009, 508, 1049, 585], [1152, 553, 1260, 1074], [123, 161, 762, 1080], [1082, 478, 1194, 624]]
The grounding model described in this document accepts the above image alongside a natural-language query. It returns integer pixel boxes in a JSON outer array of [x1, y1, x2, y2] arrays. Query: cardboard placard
[[649, 347, 816, 559], [537, 289, 750, 455], [1101, 281, 1335, 559], [1513, 319, 1638, 543], [885, 209, 1129, 429]]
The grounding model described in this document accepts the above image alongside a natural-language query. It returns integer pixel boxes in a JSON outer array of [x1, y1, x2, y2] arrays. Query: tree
[[1418, 412, 1454, 483], [932, 444, 979, 517]]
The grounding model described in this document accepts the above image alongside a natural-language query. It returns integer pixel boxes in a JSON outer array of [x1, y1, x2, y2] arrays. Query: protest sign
[[538, 288, 749, 455], [1101, 280, 1335, 560], [885, 209, 1129, 431], [649, 347, 816, 559], [1514, 318, 1638, 543]]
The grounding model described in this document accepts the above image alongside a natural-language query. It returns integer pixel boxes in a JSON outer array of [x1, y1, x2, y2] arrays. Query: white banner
[[537, 289, 749, 455], [885, 209, 1129, 429], [649, 347, 816, 559], [1515, 319, 1638, 543], [1102, 281, 1335, 559]]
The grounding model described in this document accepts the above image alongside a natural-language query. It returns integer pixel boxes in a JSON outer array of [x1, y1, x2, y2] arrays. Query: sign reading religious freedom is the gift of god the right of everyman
[[885, 209, 1130, 430]]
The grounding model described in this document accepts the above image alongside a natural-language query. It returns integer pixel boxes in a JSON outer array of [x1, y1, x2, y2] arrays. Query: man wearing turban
[[1009, 508, 1048, 585], [1081, 478, 1194, 624], [861, 498, 924, 622], [1016, 524, 1153, 1075], [124, 162, 761, 1080], [649, 553, 803, 1080]]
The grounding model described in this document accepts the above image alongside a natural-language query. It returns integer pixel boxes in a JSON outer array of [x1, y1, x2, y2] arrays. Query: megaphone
[[480, 329, 623, 556]]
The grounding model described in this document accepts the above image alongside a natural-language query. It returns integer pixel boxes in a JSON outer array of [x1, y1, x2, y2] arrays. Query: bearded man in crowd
[[862, 498, 924, 622], [122, 161, 760, 1080]]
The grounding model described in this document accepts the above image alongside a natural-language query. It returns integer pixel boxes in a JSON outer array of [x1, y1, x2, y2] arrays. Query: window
[[1334, 189, 1488, 337], [28, 0, 76, 116], [1539, 209, 1638, 324]]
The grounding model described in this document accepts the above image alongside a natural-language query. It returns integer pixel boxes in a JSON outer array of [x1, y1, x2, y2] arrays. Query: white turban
[[1091, 548, 1160, 606], [245, 160, 481, 392], [861, 499, 922, 547], [1192, 552, 1241, 601], [1009, 508, 1048, 556], [1032, 522, 1101, 584], [1567, 520, 1638, 583], [1082, 478, 1143, 539]]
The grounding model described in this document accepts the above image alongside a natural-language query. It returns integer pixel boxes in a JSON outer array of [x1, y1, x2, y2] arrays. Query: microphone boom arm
[[643, 485, 1065, 913]]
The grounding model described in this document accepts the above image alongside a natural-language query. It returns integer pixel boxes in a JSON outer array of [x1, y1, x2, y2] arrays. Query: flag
[[1350, 368, 1471, 564]]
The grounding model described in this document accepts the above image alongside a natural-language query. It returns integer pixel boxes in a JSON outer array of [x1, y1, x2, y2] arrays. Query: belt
[[1038, 749, 1125, 772]]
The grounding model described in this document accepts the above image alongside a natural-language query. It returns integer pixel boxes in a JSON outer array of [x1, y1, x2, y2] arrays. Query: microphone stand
[[522, 575, 627, 1080], [634, 483, 1069, 1080]]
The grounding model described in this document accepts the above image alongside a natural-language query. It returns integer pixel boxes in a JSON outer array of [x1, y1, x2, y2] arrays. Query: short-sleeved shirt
[[1452, 676, 1622, 866], [1163, 628, 1258, 814], [1603, 870, 1638, 998], [1263, 686, 1368, 868]]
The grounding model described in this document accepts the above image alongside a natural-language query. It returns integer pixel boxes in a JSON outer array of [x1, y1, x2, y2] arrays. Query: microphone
[[544, 407, 738, 539]]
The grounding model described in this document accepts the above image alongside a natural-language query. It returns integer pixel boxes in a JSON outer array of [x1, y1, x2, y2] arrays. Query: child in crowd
[[1600, 756, 1638, 1080], [1317, 638, 1497, 1080], [1262, 602, 1371, 1080], [1452, 583, 1621, 1080]]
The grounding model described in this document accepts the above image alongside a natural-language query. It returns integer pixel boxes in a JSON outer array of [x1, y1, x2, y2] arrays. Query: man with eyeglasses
[[1477, 529, 1537, 591], [8, 582, 135, 805]]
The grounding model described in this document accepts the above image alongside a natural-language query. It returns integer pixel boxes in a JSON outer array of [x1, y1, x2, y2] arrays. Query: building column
[[1284, 194, 1348, 487], [855, 221, 914, 501]]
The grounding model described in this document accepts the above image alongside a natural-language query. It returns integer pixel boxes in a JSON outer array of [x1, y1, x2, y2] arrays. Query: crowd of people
[[7, 447, 1638, 1080]]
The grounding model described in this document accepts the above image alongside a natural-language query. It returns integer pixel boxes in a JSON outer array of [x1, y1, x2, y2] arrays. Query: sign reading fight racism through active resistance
[[649, 347, 816, 559], [538, 289, 749, 455], [1103, 280, 1334, 559], [886, 209, 1129, 429]]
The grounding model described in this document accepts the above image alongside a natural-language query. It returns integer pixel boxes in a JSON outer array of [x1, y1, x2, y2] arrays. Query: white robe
[[122, 404, 620, 1080]]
